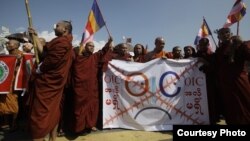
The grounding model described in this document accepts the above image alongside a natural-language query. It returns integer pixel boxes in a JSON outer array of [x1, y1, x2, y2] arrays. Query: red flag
[[0, 55, 17, 94], [14, 53, 34, 91]]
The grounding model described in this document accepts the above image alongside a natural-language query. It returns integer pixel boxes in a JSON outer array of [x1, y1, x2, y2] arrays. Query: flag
[[194, 19, 215, 52], [194, 19, 211, 45], [223, 0, 247, 28], [0, 55, 17, 94], [81, 0, 105, 44]]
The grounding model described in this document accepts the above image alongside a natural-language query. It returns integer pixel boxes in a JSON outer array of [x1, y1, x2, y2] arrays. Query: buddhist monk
[[72, 37, 113, 133], [28, 20, 73, 141], [133, 43, 146, 63], [196, 37, 220, 124], [144, 37, 172, 62], [216, 27, 250, 124]]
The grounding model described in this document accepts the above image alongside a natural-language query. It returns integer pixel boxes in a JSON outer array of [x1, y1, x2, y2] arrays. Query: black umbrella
[[5, 32, 31, 43]]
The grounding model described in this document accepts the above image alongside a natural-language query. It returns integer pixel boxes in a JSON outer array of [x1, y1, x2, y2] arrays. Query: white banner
[[103, 58, 209, 131]]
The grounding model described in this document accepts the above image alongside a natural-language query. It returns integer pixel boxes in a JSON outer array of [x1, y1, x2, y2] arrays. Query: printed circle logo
[[0, 61, 9, 84]]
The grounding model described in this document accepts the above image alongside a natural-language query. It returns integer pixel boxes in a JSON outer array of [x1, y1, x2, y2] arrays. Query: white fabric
[[103, 58, 209, 131]]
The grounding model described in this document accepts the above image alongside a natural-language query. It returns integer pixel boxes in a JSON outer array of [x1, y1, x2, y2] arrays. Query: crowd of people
[[0, 20, 250, 141]]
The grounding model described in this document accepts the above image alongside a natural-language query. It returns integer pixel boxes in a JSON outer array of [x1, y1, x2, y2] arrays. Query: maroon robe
[[29, 35, 73, 138], [133, 55, 145, 63], [72, 43, 110, 133], [196, 52, 220, 124], [216, 40, 250, 124]]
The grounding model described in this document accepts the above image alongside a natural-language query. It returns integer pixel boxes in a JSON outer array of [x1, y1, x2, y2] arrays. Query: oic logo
[[0, 61, 9, 84]]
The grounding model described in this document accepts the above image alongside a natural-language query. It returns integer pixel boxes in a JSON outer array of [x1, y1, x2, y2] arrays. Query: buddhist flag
[[223, 0, 247, 28], [194, 19, 211, 45], [0, 55, 17, 94], [194, 18, 215, 52], [81, 0, 105, 44]]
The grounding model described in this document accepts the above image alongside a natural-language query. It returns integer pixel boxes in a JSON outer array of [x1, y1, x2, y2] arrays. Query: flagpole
[[95, 0, 112, 38], [203, 17, 218, 49], [25, 0, 39, 64], [237, 21, 240, 36]]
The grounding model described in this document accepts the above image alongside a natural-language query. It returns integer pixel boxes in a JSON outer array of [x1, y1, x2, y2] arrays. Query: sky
[[0, 0, 250, 51]]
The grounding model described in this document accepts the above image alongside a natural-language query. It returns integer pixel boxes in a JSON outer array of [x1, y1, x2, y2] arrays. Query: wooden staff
[[25, 0, 39, 64]]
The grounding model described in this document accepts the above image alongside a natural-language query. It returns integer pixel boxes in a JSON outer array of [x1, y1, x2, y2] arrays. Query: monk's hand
[[16, 54, 23, 59], [108, 36, 113, 43], [107, 37, 113, 45], [28, 27, 38, 36], [36, 62, 43, 74], [107, 36, 114, 49], [161, 56, 167, 59], [78, 44, 85, 55]]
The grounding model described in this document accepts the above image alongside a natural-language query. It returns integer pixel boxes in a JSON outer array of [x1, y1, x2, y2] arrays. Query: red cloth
[[0, 56, 17, 94], [216, 41, 250, 124], [15, 53, 34, 90], [72, 43, 110, 132], [29, 35, 73, 138], [133, 55, 146, 63]]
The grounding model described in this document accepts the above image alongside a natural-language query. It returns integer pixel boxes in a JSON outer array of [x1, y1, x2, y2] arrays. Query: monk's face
[[155, 38, 165, 52], [134, 45, 143, 55], [22, 43, 33, 53], [85, 42, 95, 53], [54, 22, 66, 37], [184, 47, 193, 57], [6, 39, 19, 52], [218, 28, 232, 43], [119, 44, 128, 56], [173, 47, 182, 58]]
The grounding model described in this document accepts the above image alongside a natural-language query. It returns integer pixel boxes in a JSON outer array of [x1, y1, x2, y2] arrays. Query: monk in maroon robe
[[196, 38, 220, 124], [111, 43, 134, 61], [216, 28, 250, 124], [72, 38, 113, 133], [28, 21, 73, 141]]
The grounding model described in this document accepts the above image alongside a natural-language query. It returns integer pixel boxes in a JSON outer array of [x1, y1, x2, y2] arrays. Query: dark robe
[[196, 52, 220, 124], [29, 35, 73, 138], [216, 40, 250, 124], [72, 43, 110, 133]]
